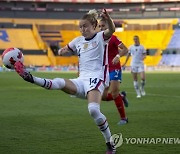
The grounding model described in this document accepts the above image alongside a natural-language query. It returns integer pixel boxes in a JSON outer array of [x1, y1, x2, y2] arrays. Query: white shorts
[[131, 65, 145, 73], [70, 77, 105, 99]]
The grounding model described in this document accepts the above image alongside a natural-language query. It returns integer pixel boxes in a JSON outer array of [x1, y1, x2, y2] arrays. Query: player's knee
[[96, 117, 104, 126], [88, 103, 107, 126], [51, 78, 65, 89], [88, 102, 100, 118]]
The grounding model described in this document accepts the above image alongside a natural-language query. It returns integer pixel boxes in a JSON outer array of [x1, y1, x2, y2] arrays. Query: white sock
[[33, 77, 65, 90], [88, 102, 111, 143], [133, 81, 140, 95]]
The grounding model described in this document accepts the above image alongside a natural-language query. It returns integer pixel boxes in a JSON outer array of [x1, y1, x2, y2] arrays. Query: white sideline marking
[[1, 86, 180, 98], [0, 87, 41, 90], [127, 91, 180, 99]]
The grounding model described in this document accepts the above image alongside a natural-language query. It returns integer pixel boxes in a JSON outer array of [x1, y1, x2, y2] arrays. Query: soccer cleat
[[137, 94, 141, 98], [117, 118, 128, 126], [121, 91, 129, 107], [106, 142, 116, 154], [14, 61, 34, 83], [141, 89, 146, 96], [136, 90, 141, 98]]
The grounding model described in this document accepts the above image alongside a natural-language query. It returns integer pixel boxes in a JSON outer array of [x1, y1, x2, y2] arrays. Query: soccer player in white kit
[[14, 9, 116, 154], [123, 35, 146, 98]]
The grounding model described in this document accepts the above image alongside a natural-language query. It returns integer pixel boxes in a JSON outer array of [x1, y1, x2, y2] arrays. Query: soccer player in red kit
[[99, 19, 129, 125]]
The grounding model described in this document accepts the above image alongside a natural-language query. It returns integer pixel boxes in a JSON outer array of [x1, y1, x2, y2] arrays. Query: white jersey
[[68, 31, 109, 85], [129, 45, 146, 66]]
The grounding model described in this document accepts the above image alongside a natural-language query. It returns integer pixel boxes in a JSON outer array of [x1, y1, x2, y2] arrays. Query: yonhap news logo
[[110, 133, 180, 148], [110, 133, 123, 148]]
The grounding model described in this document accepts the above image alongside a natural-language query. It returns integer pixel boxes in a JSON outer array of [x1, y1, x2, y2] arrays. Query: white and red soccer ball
[[2, 48, 24, 69]]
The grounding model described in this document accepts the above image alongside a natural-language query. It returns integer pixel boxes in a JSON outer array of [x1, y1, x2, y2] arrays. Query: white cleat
[[137, 94, 141, 98], [117, 118, 128, 126], [141, 90, 146, 96]]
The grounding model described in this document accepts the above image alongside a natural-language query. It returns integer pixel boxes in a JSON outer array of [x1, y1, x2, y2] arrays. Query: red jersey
[[108, 35, 122, 72]]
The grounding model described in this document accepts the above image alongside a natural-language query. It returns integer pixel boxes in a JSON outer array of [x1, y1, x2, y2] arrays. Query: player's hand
[[100, 9, 110, 20], [142, 55, 146, 60], [112, 55, 120, 65], [58, 48, 64, 56], [122, 66, 126, 71], [58, 47, 67, 56]]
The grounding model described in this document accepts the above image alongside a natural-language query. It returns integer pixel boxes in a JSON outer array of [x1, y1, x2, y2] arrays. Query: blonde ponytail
[[81, 9, 98, 29], [87, 9, 99, 20]]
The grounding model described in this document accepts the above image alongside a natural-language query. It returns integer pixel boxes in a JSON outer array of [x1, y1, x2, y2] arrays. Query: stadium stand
[[159, 54, 180, 66], [115, 30, 173, 50], [0, 1, 180, 19], [0, 18, 178, 67], [168, 29, 180, 49], [0, 0, 180, 68], [60, 30, 81, 47], [24, 55, 51, 66], [0, 29, 39, 50]]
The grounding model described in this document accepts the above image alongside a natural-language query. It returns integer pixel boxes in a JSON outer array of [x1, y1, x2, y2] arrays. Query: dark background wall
[[0, 1, 180, 19]]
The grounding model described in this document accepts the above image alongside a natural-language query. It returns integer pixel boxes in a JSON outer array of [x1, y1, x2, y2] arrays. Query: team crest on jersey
[[83, 43, 88, 49], [92, 41, 97, 48]]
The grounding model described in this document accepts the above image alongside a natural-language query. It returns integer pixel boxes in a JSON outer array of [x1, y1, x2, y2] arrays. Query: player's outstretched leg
[[14, 61, 65, 90]]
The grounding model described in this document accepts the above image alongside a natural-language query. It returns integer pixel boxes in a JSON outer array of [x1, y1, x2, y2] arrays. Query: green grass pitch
[[0, 71, 180, 154]]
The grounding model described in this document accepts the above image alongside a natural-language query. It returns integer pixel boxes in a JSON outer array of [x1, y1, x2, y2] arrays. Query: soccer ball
[[2, 47, 24, 69]]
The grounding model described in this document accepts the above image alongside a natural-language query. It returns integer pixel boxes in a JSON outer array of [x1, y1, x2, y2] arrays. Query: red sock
[[114, 94, 126, 120], [106, 93, 113, 101]]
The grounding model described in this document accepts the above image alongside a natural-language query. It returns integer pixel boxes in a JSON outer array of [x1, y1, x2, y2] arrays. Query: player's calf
[[33, 77, 65, 90]]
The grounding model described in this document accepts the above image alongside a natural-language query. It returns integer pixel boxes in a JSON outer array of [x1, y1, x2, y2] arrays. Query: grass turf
[[0, 72, 180, 154]]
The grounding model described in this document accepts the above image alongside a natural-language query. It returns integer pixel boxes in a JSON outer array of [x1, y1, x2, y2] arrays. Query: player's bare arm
[[142, 53, 146, 60], [119, 43, 128, 57], [100, 9, 115, 40], [58, 45, 71, 56], [112, 43, 128, 65], [122, 53, 130, 67]]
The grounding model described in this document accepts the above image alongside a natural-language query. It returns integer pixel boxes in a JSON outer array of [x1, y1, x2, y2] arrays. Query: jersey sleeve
[[67, 37, 79, 52], [113, 35, 122, 46], [142, 46, 146, 54], [128, 45, 132, 54]]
